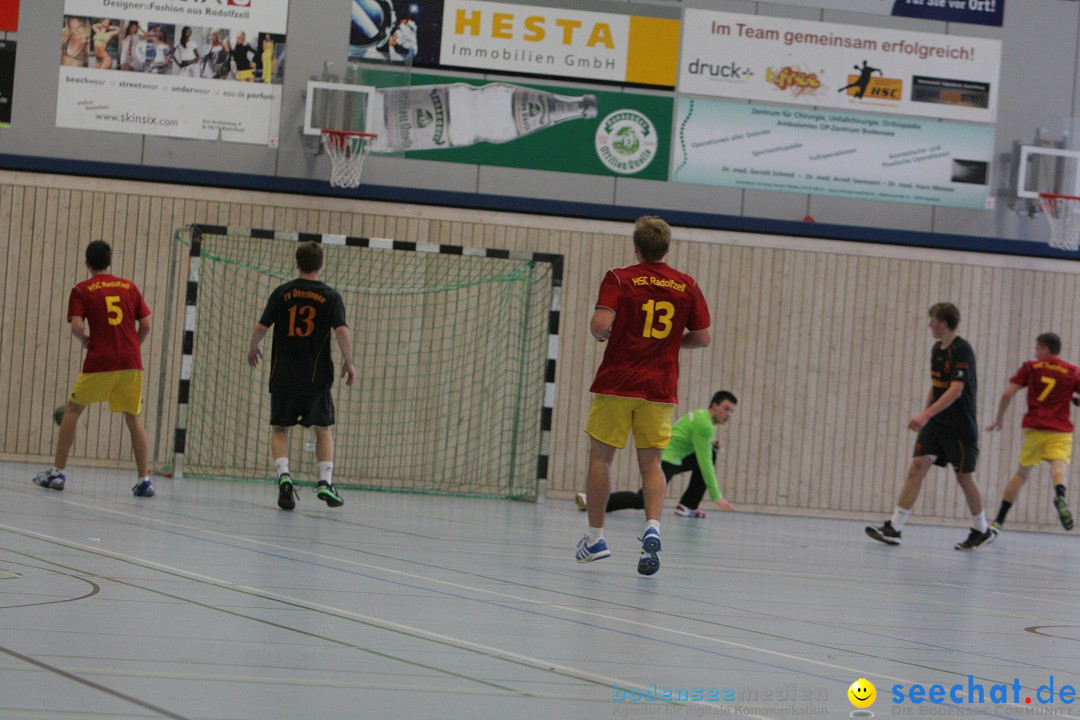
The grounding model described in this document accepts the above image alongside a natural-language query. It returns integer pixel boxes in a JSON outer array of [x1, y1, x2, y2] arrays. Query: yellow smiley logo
[[848, 678, 876, 709]]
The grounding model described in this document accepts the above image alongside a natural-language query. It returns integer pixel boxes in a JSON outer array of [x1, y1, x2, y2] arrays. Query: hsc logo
[[685, 59, 753, 81]]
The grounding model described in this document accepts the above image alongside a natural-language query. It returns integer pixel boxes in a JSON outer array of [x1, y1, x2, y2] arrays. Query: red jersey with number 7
[[67, 273, 151, 373], [589, 262, 710, 404], [1010, 357, 1080, 433]]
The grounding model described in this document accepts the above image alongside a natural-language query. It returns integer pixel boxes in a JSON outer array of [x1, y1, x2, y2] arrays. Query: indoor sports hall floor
[[1, 460, 1078, 720]]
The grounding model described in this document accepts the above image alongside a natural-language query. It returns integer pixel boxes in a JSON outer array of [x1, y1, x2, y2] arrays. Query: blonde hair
[[633, 216, 671, 262]]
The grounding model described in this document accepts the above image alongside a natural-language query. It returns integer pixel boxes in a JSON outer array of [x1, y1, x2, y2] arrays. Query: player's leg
[[606, 489, 645, 512], [123, 413, 154, 497], [1043, 432, 1073, 530], [107, 370, 153, 496], [578, 396, 632, 560], [1049, 459, 1072, 530], [313, 424, 343, 507], [992, 465, 1031, 530], [269, 392, 300, 509], [33, 400, 85, 490], [676, 453, 710, 516], [953, 438, 993, 549], [631, 402, 672, 576], [865, 452, 934, 545]]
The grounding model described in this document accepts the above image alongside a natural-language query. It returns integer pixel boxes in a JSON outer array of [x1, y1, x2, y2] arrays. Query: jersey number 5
[[287, 305, 316, 337], [641, 300, 674, 339], [105, 295, 123, 326]]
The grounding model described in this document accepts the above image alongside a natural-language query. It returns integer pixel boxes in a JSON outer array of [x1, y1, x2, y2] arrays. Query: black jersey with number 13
[[259, 278, 348, 394]]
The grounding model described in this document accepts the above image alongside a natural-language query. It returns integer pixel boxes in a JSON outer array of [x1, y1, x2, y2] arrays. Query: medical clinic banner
[[672, 98, 995, 210], [56, 0, 287, 145], [679, 9, 1001, 124], [349, 0, 679, 89], [760, 0, 1003, 27]]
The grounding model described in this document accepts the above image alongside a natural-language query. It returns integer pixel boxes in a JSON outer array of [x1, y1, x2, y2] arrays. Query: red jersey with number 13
[[589, 262, 710, 404], [67, 273, 151, 373], [1010, 357, 1080, 433]]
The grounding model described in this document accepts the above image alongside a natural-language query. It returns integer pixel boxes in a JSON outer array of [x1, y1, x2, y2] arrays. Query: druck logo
[[685, 59, 753, 80]]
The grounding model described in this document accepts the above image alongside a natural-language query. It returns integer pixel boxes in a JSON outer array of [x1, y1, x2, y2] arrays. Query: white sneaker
[[575, 493, 587, 511]]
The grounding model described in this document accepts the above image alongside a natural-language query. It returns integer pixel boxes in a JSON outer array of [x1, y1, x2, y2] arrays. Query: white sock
[[588, 527, 604, 543], [318, 461, 333, 484], [51, 466, 64, 475], [972, 511, 988, 533], [890, 507, 911, 530], [646, 519, 660, 532], [274, 457, 290, 477]]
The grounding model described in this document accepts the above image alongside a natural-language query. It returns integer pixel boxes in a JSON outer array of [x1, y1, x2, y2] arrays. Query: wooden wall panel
[[4, 170, 1080, 532]]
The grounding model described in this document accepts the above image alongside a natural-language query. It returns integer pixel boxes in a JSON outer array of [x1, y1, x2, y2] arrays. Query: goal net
[[168, 225, 560, 500]]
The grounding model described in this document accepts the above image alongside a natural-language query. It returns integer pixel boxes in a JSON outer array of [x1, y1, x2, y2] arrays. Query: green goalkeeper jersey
[[661, 408, 721, 500]]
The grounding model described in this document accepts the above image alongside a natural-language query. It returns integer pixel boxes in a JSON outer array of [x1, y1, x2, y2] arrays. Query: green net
[[176, 230, 554, 499]]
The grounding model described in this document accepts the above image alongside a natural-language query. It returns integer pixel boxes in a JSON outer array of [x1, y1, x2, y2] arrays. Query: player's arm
[[986, 383, 1022, 431], [590, 307, 614, 342], [909, 380, 964, 431], [334, 325, 356, 387], [247, 322, 269, 367], [137, 313, 152, 346], [682, 327, 711, 349], [69, 316, 89, 349], [690, 413, 734, 510]]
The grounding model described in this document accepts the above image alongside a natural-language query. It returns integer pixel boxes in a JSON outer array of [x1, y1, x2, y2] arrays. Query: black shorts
[[914, 428, 978, 473], [270, 391, 335, 428]]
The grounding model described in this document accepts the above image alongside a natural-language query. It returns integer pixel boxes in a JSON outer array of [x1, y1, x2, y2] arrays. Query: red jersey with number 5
[[1010, 357, 1080, 432], [589, 262, 710, 404], [67, 273, 151, 373]]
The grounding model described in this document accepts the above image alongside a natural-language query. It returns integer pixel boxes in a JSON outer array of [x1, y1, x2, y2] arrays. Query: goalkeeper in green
[[578, 391, 738, 517]]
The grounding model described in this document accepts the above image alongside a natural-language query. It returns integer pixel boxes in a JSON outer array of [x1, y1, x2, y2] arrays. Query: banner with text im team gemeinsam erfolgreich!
[[56, 0, 288, 146], [679, 9, 1001, 124]]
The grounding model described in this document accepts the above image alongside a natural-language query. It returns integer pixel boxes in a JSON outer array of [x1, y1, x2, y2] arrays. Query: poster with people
[[56, 1, 288, 145]]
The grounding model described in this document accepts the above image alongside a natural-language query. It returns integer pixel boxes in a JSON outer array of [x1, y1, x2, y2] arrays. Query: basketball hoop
[[321, 129, 376, 189], [1039, 192, 1080, 252]]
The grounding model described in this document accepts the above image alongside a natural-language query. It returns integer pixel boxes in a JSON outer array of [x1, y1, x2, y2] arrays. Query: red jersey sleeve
[[594, 270, 621, 312], [685, 279, 711, 332], [1008, 362, 1031, 387], [67, 285, 87, 321]]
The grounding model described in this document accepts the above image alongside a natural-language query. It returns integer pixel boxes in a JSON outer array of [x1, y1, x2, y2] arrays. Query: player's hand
[[715, 498, 736, 511], [342, 362, 356, 387], [392, 20, 417, 56], [247, 346, 262, 367], [985, 419, 1003, 432], [908, 413, 928, 432]]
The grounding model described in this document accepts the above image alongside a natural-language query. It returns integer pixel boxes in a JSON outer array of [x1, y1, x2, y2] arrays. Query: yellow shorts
[[69, 370, 143, 415], [236, 69, 254, 81], [584, 395, 673, 450], [1019, 429, 1072, 467]]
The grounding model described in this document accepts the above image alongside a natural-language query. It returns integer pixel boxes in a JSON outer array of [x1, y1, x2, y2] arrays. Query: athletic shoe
[[131, 479, 155, 497], [675, 504, 706, 518], [865, 520, 901, 546], [990, 521, 1002, 534], [575, 535, 610, 563], [1053, 496, 1074, 531], [637, 527, 662, 576], [314, 481, 344, 508], [32, 469, 65, 491], [954, 527, 996, 550], [277, 474, 298, 511], [575, 492, 587, 511]]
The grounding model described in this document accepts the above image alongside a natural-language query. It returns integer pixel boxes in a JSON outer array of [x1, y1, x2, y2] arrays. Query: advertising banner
[[0, 1, 19, 32], [0, 42, 14, 128], [761, 0, 1004, 27], [678, 9, 1001, 123], [672, 98, 995, 210], [349, 0, 680, 89], [56, 0, 287, 145], [365, 72, 671, 180]]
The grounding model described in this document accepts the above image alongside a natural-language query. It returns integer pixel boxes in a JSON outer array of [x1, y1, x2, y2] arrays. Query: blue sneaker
[[575, 535, 610, 563], [132, 479, 155, 497], [32, 469, 65, 491], [637, 527, 661, 575]]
